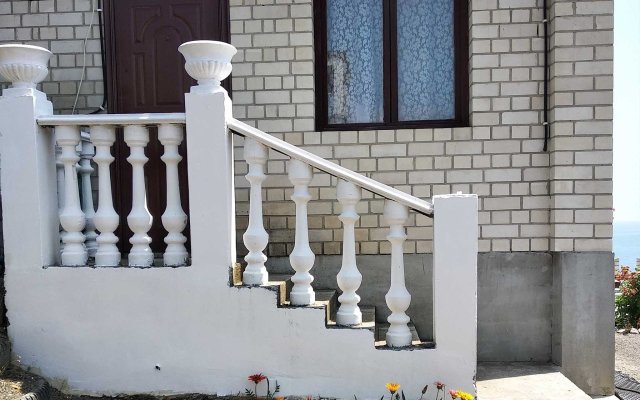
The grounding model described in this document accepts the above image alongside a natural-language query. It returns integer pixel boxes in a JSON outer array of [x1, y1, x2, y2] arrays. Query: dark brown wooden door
[[104, 0, 230, 254]]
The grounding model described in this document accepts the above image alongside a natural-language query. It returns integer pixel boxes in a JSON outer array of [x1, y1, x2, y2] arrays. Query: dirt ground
[[616, 332, 640, 382]]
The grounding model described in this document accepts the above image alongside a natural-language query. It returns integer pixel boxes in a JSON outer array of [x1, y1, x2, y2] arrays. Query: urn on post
[[0, 44, 52, 98], [178, 40, 237, 94]]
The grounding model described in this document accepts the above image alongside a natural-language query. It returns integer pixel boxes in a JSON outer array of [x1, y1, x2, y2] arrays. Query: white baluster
[[242, 138, 269, 285], [55, 126, 87, 266], [91, 125, 121, 266], [78, 139, 98, 257], [124, 125, 153, 267], [55, 145, 65, 257], [288, 159, 315, 305], [159, 124, 188, 266], [336, 180, 363, 325], [383, 200, 412, 347]]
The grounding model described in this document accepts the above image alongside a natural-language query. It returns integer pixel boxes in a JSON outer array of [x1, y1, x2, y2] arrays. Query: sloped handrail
[[227, 118, 434, 217]]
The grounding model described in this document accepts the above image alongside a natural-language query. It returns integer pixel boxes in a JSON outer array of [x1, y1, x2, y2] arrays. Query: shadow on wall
[[0, 194, 6, 333]]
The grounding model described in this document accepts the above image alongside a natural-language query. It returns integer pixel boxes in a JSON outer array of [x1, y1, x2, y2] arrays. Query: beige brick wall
[[1, 0, 613, 256], [548, 0, 614, 251], [229, 0, 593, 257], [0, 0, 104, 114]]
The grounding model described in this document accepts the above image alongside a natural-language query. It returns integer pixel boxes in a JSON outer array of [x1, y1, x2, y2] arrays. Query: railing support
[[433, 194, 478, 379], [0, 44, 58, 269], [79, 139, 98, 257], [181, 40, 237, 284], [91, 126, 121, 267], [159, 124, 189, 266], [56, 126, 88, 266], [336, 180, 362, 326], [124, 125, 153, 267], [242, 138, 269, 285], [383, 200, 412, 347], [288, 159, 316, 305]]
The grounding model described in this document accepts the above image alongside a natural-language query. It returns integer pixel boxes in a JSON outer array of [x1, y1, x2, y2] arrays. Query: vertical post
[[383, 200, 411, 347], [433, 194, 478, 380], [159, 124, 188, 266], [288, 159, 316, 306], [56, 126, 88, 266], [91, 125, 121, 267], [79, 139, 98, 257], [124, 125, 153, 267], [242, 138, 269, 285], [0, 45, 58, 269], [180, 40, 237, 285], [336, 179, 362, 325], [55, 146, 65, 259]]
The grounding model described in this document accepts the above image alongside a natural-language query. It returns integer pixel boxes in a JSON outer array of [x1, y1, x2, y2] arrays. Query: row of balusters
[[241, 138, 414, 345], [55, 125, 413, 345], [54, 123, 188, 267]]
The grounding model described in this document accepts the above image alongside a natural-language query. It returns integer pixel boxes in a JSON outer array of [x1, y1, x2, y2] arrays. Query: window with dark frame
[[314, 0, 469, 131]]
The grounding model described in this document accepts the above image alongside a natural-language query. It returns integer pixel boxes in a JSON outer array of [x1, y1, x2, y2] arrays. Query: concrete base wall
[[268, 250, 615, 393], [267, 252, 554, 362], [552, 252, 615, 396]]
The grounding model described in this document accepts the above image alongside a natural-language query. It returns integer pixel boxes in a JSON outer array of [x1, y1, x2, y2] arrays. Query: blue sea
[[614, 221, 640, 267]]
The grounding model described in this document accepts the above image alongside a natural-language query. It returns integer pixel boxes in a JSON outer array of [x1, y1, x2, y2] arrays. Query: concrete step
[[374, 322, 435, 349], [326, 305, 376, 332], [476, 363, 602, 400], [236, 267, 432, 350]]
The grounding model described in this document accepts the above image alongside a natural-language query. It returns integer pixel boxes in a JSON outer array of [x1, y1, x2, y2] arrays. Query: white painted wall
[[0, 81, 477, 399]]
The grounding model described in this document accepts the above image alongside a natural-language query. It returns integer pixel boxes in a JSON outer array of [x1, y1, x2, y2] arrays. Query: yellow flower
[[458, 391, 474, 400], [449, 390, 473, 400], [385, 383, 401, 394]]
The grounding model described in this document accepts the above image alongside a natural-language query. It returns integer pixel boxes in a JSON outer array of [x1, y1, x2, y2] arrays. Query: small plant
[[246, 373, 281, 399], [433, 382, 445, 400], [616, 272, 640, 329], [385, 382, 403, 400], [353, 381, 471, 400]]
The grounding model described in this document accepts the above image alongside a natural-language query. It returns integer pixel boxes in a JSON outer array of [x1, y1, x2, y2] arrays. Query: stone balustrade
[[0, 41, 477, 351]]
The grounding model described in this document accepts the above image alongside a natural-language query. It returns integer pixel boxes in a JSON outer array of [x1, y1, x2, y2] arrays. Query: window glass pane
[[327, 0, 384, 124], [397, 0, 455, 121]]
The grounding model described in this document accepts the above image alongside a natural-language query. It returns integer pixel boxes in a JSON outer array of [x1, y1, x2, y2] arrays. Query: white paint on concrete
[[0, 46, 478, 398]]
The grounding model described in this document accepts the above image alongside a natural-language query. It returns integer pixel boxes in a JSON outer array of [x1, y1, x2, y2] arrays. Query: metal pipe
[[543, 0, 550, 151]]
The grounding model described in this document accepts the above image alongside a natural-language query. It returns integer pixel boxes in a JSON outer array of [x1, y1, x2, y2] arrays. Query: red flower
[[449, 390, 459, 399], [435, 381, 445, 390], [248, 373, 267, 384]]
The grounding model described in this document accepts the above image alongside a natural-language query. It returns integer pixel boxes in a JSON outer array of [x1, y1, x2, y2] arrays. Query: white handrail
[[37, 113, 186, 126], [227, 118, 434, 216]]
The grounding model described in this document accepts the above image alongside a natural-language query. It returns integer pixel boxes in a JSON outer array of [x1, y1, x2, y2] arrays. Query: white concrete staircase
[[231, 269, 431, 349]]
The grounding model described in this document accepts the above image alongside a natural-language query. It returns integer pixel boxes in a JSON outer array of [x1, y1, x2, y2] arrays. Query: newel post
[[432, 194, 478, 388], [180, 40, 237, 283], [0, 44, 58, 268]]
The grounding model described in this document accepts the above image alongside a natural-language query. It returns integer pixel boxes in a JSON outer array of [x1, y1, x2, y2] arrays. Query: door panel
[[105, 0, 230, 254]]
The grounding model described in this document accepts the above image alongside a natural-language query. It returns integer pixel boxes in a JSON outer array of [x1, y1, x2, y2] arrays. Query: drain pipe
[[90, 0, 108, 114], [542, 0, 550, 151]]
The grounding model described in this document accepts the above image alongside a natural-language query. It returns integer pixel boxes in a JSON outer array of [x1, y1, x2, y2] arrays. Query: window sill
[[316, 118, 470, 132]]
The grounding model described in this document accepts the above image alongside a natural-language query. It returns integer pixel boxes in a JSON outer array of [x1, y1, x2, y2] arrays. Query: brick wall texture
[[0, 0, 614, 257], [0, 0, 104, 114]]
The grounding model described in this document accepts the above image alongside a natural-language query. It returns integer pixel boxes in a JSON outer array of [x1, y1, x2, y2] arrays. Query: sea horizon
[[614, 220, 640, 267]]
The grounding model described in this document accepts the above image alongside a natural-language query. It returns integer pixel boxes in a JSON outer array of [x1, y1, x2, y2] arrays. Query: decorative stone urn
[[0, 44, 52, 97], [178, 40, 237, 94]]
